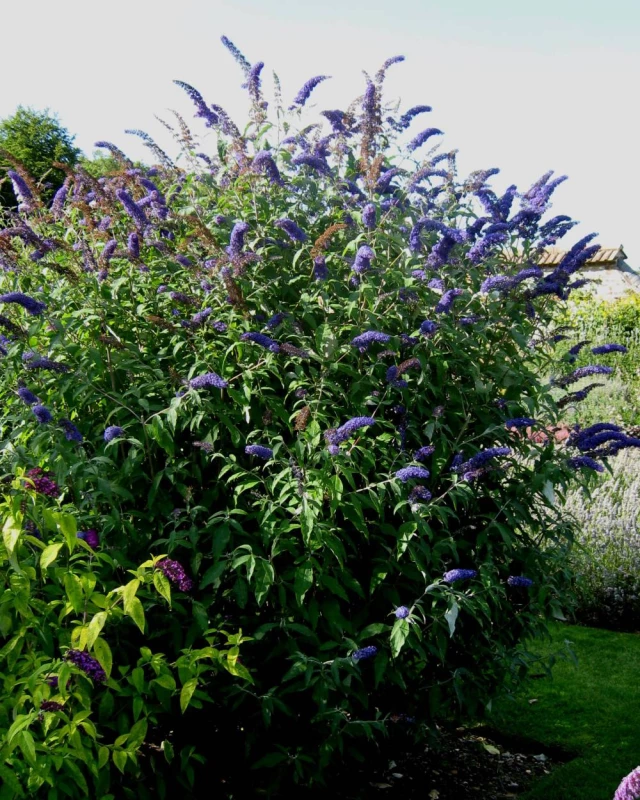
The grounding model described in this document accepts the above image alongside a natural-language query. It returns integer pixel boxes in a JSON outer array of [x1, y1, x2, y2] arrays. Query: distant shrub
[[0, 36, 637, 799], [566, 449, 640, 630]]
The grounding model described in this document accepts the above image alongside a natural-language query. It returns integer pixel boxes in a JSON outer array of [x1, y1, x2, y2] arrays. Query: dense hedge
[[0, 38, 635, 798]]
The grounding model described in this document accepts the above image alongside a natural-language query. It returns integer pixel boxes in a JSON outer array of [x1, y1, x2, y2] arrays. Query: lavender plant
[[1, 35, 638, 798]]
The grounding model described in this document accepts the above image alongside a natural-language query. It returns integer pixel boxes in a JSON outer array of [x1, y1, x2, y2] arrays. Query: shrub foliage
[[0, 37, 635, 798]]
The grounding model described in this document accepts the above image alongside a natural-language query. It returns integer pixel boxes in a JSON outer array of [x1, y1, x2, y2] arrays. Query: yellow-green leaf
[[2, 516, 21, 554], [180, 678, 197, 713], [86, 612, 107, 649], [126, 596, 145, 633], [153, 571, 171, 606], [122, 579, 141, 614], [112, 749, 127, 774], [64, 573, 84, 613], [98, 746, 110, 769], [40, 543, 63, 571]]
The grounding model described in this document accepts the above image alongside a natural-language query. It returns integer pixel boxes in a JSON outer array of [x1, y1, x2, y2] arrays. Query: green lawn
[[488, 623, 640, 800]]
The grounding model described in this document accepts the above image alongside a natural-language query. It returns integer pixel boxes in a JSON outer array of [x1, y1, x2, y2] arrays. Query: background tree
[[0, 106, 81, 207]]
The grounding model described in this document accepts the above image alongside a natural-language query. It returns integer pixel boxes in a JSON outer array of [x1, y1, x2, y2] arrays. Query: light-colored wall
[[579, 264, 640, 301]]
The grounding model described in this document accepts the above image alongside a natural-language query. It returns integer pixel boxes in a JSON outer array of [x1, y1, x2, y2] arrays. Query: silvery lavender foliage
[[395, 606, 411, 619], [407, 128, 443, 152], [227, 221, 249, 257], [32, 405, 52, 424], [17, 387, 38, 405], [435, 288, 463, 314], [274, 218, 307, 242], [362, 204, 377, 230], [66, 649, 107, 682], [158, 558, 193, 592], [245, 444, 273, 460], [241, 332, 280, 352], [614, 766, 640, 800], [289, 75, 330, 109], [443, 569, 477, 584], [507, 576, 533, 587], [352, 645, 377, 661], [396, 466, 430, 482], [353, 245, 375, 274], [350, 330, 390, 350], [252, 151, 284, 186], [189, 371, 228, 389], [104, 426, 124, 443], [0, 292, 46, 315], [59, 418, 83, 442]]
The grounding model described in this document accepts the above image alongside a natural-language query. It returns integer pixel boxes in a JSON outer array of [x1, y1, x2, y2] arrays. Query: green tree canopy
[[0, 106, 81, 207]]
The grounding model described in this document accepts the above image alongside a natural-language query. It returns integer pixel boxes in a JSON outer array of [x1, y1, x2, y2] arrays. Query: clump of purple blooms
[[443, 569, 478, 584], [189, 371, 228, 389], [396, 466, 430, 482], [0, 292, 46, 316], [26, 467, 59, 497], [241, 331, 280, 352], [158, 558, 193, 592], [245, 444, 273, 460], [614, 765, 640, 800], [507, 576, 533, 587], [77, 529, 100, 549], [104, 426, 124, 443], [66, 649, 107, 682], [350, 330, 390, 350], [32, 404, 52, 424], [395, 606, 410, 619], [352, 645, 377, 661]]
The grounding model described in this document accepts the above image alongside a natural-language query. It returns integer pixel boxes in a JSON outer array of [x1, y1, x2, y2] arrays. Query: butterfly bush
[[1, 34, 638, 798]]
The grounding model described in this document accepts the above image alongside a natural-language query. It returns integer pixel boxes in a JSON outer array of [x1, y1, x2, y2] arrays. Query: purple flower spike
[[104, 425, 124, 443], [32, 405, 52, 424], [352, 645, 378, 661], [435, 288, 463, 314], [567, 456, 604, 472], [507, 576, 533, 587], [327, 417, 376, 446], [252, 151, 284, 186], [77, 529, 100, 549], [158, 558, 193, 592], [407, 128, 443, 152], [313, 256, 328, 281], [362, 204, 377, 230], [115, 189, 148, 230], [396, 466, 430, 482], [241, 332, 280, 352], [274, 218, 307, 242], [591, 343, 627, 355], [0, 292, 46, 316], [66, 649, 106, 682], [414, 446, 435, 461], [289, 75, 330, 109], [409, 485, 432, 504], [443, 569, 477, 584], [17, 387, 39, 406], [505, 417, 536, 429], [245, 444, 273, 460], [420, 320, 438, 336], [227, 221, 250, 257], [395, 606, 410, 619], [350, 330, 390, 350], [614, 765, 640, 800], [189, 372, 228, 389], [353, 245, 375, 274]]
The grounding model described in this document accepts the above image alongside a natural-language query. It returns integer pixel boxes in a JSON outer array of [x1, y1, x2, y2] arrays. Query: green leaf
[[126, 596, 145, 633], [152, 672, 176, 692], [40, 542, 63, 570], [163, 740, 174, 763], [64, 573, 84, 613], [253, 559, 275, 606], [390, 618, 410, 658], [98, 746, 110, 769], [2, 516, 21, 554], [127, 718, 148, 751], [18, 731, 36, 767], [122, 579, 141, 614], [294, 562, 314, 605], [86, 612, 107, 649], [180, 678, 198, 713], [445, 601, 459, 638], [112, 749, 128, 774], [93, 636, 113, 679], [153, 570, 172, 606]]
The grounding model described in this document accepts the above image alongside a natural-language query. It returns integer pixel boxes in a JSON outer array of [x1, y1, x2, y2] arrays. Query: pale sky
[[3, 0, 639, 263]]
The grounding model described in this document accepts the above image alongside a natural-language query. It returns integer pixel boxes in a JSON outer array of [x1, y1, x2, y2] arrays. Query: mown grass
[[488, 623, 640, 799]]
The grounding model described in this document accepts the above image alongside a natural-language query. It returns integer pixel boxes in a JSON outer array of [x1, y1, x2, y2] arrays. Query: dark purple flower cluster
[[555, 365, 614, 387], [26, 467, 59, 497], [313, 256, 328, 281], [189, 371, 228, 389], [350, 330, 390, 350], [327, 417, 376, 449], [241, 331, 280, 352], [407, 127, 443, 151], [455, 447, 511, 473], [443, 569, 477, 584], [173, 80, 219, 127], [507, 576, 533, 587], [0, 292, 46, 316], [115, 189, 148, 230], [567, 456, 604, 472], [212, 320, 228, 333], [353, 245, 375, 274], [40, 701, 65, 713], [362, 204, 377, 230], [158, 558, 193, 592], [292, 153, 331, 175], [396, 466, 430, 482], [409, 485, 432, 504], [104, 426, 124, 443], [435, 288, 463, 314], [227, 221, 249, 257], [67, 649, 107, 682], [17, 386, 38, 405], [77, 529, 100, 548], [614, 765, 640, 800], [420, 320, 438, 336], [352, 645, 377, 661], [23, 353, 70, 373], [289, 75, 330, 109], [591, 343, 627, 355], [505, 417, 536, 429], [274, 218, 307, 242], [32, 404, 52, 424], [395, 606, 410, 619], [252, 151, 284, 186], [414, 446, 435, 462], [245, 444, 274, 460]]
